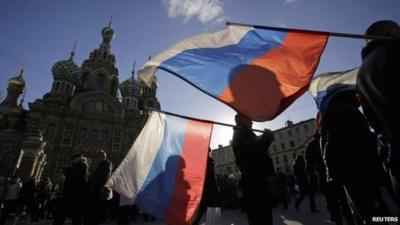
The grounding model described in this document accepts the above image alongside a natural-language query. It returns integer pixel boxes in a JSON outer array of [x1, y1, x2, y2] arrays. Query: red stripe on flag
[[165, 120, 213, 225], [219, 31, 328, 121]]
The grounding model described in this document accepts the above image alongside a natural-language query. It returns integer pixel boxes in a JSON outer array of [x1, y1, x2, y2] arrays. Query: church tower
[[120, 61, 140, 112], [49, 43, 79, 103], [77, 19, 119, 97], [0, 67, 26, 108]]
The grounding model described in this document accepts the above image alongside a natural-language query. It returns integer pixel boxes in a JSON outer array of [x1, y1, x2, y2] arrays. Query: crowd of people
[[0, 151, 156, 225]]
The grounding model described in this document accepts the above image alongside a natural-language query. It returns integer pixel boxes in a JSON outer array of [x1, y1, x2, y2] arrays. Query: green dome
[[120, 76, 139, 97], [51, 58, 79, 84]]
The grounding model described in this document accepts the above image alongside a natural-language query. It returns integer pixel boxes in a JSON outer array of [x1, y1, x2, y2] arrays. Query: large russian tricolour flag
[[106, 112, 213, 225], [139, 24, 328, 121], [309, 68, 359, 116]]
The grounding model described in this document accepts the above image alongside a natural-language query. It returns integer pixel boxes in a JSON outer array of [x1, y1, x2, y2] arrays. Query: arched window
[[110, 79, 116, 95], [60, 82, 65, 93], [82, 72, 89, 89], [55, 82, 60, 91], [96, 74, 105, 90]]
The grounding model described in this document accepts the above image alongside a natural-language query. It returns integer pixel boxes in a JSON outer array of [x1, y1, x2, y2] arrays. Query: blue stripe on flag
[[135, 115, 188, 219], [160, 28, 287, 96]]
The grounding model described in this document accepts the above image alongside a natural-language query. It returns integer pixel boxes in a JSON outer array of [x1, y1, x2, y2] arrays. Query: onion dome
[[51, 47, 79, 84], [101, 25, 114, 45], [8, 68, 26, 90], [120, 61, 139, 97], [101, 16, 114, 46]]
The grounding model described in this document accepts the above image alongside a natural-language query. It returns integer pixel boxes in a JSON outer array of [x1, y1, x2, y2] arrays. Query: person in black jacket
[[357, 20, 400, 200], [86, 150, 112, 225], [53, 154, 88, 225], [293, 155, 317, 212], [231, 113, 275, 225], [322, 90, 385, 225]]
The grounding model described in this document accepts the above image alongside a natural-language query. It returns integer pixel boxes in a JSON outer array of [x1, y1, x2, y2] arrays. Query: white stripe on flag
[[106, 112, 166, 201], [309, 68, 359, 97], [139, 25, 252, 84]]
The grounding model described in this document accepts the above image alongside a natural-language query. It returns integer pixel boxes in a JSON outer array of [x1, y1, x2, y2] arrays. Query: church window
[[91, 129, 98, 140], [55, 82, 60, 91], [46, 124, 55, 135], [82, 73, 89, 89], [290, 141, 295, 148], [110, 79, 116, 95], [96, 74, 105, 90], [101, 130, 109, 143], [60, 82, 65, 92], [79, 128, 86, 139], [128, 135, 134, 144]]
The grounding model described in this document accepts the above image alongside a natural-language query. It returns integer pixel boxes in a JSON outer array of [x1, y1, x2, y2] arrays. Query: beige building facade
[[211, 119, 316, 178]]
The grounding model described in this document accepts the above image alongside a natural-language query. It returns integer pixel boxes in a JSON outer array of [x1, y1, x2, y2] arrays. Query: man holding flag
[[231, 113, 275, 225]]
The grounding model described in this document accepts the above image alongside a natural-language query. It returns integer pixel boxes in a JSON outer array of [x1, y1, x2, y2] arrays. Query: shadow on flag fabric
[[138, 24, 328, 121], [309, 67, 359, 117], [106, 112, 213, 225]]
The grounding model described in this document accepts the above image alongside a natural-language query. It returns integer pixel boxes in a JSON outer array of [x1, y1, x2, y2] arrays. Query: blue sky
[[1, 0, 399, 148]]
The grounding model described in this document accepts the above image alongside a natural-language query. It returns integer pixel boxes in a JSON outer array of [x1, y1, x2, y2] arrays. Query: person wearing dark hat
[[357, 20, 400, 201], [231, 113, 275, 225]]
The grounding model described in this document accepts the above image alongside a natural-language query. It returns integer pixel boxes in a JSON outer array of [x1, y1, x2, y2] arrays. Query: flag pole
[[226, 21, 391, 40], [148, 108, 267, 133]]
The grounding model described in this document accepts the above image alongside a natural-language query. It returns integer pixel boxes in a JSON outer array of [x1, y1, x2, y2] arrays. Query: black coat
[[200, 157, 221, 207], [293, 157, 309, 191], [357, 38, 400, 146], [231, 127, 274, 181], [322, 91, 380, 183], [305, 135, 326, 191]]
